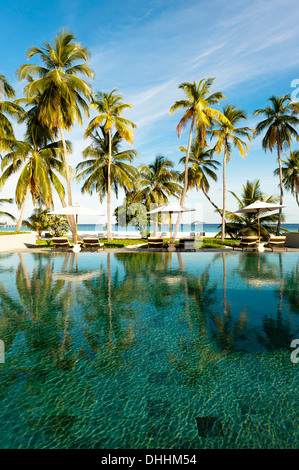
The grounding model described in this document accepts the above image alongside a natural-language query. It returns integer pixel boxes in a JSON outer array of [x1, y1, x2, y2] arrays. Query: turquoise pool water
[[0, 251, 298, 449]]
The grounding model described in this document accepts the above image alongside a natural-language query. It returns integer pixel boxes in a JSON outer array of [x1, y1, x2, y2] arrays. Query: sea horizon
[[1, 222, 298, 233]]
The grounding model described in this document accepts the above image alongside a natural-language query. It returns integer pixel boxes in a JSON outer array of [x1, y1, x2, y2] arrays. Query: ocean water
[[1, 223, 298, 234]]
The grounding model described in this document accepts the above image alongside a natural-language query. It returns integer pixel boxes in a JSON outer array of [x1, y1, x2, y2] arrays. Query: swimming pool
[[0, 251, 298, 449]]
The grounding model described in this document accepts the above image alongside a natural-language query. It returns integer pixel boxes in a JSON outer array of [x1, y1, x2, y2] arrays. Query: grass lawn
[[200, 237, 240, 248], [33, 238, 148, 249], [31, 237, 240, 250], [0, 231, 30, 235]]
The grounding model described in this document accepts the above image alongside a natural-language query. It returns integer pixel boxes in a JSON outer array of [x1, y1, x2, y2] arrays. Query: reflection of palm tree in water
[[78, 254, 140, 374], [0, 254, 73, 360], [59, 252, 75, 354], [107, 252, 113, 349], [204, 253, 250, 353], [167, 259, 221, 387], [281, 259, 299, 315], [255, 254, 299, 350], [234, 252, 282, 288]]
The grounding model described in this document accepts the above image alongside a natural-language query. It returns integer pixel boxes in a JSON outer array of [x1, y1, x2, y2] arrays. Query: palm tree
[[17, 30, 94, 238], [274, 149, 299, 207], [254, 95, 299, 234], [169, 78, 227, 241], [0, 74, 23, 145], [76, 127, 137, 207], [22, 206, 48, 239], [133, 155, 183, 235], [211, 104, 252, 241], [225, 179, 281, 239], [84, 89, 136, 241], [16, 81, 74, 228], [0, 124, 69, 230], [178, 139, 221, 214], [0, 198, 16, 223]]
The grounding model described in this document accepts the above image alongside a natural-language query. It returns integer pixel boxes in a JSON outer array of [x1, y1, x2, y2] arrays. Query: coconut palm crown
[[17, 30, 94, 238], [210, 104, 253, 241], [76, 127, 138, 201], [84, 89, 136, 241], [169, 78, 228, 241], [178, 140, 221, 214], [274, 149, 299, 207], [0, 74, 23, 145], [254, 94, 299, 234]]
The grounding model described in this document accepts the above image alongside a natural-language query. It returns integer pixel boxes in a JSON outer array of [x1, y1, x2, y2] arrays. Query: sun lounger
[[232, 236, 258, 252], [177, 237, 196, 251], [147, 237, 164, 251], [82, 238, 104, 251], [51, 237, 74, 251], [43, 232, 52, 239], [264, 236, 287, 251]]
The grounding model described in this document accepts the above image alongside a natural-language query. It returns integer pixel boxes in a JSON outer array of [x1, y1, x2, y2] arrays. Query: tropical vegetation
[[0, 31, 298, 240], [169, 79, 228, 241], [211, 104, 253, 240], [84, 89, 136, 241], [76, 126, 137, 235], [275, 149, 299, 207], [178, 137, 221, 214], [17, 30, 94, 239], [254, 95, 299, 234], [225, 179, 282, 239]]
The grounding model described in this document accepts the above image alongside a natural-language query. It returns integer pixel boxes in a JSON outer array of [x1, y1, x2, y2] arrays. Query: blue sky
[[1, 0, 299, 224]]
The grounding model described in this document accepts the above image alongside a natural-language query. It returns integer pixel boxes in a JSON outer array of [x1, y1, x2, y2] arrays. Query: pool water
[[0, 251, 298, 449]]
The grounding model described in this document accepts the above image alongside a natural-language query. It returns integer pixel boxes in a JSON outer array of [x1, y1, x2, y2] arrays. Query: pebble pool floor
[[0, 251, 298, 449]]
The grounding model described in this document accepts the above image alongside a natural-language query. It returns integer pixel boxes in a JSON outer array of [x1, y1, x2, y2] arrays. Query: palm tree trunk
[[107, 252, 113, 347], [171, 116, 195, 242], [59, 125, 76, 239], [15, 186, 31, 231], [107, 129, 113, 241], [276, 142, 284, 235], [202, 188, 222, 216], [221, 142, 227, 242]]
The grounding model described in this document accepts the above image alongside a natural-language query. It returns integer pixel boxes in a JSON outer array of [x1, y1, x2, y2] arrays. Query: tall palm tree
[[17, 30, 94, 238], [169, 78, 227, 241], [211, 104, 252, 241], [178, 140, 221, 214], [0, 124, 69, 230], [254, 95, 299, 234], [225, 179, 281, 239], [16, 81, 73, 228], [76, 127, 137, 205], [133, 155, 183, 235], [274, 149, 299, 207], [84, 89, 136, 241], [0, 74, 23, 145]]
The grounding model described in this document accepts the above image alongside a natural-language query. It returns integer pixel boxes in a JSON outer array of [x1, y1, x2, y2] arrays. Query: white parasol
[[147, 203, 195, 238], [235, 200, 286, 243], [49, 203, 105, 247]]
